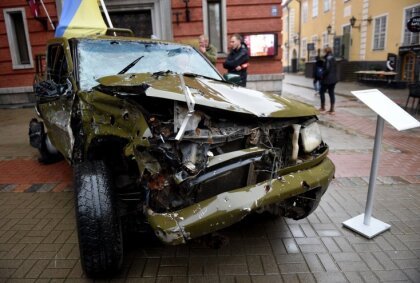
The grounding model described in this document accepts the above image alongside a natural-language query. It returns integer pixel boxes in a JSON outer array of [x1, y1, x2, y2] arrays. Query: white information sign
[[351, 89, 420, 131], [343, 89, 420, 239]]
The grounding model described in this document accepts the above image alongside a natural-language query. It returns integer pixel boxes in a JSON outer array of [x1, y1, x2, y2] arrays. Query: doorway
[[402, 52, 416, 82], [291, 49, 298, 73]]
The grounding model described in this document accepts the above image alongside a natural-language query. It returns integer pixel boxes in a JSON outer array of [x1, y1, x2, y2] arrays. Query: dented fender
[[147, 157, 335, 245]]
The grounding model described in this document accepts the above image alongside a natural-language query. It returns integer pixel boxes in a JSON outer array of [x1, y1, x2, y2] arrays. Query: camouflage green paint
[[147, 156, 335, 244], [97, 73, 317, 118], [77, 90, 151, 161]]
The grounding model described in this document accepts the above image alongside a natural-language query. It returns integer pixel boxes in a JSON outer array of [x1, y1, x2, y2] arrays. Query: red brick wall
[[0, 1, 283, 89], [171, 0, 283, 75], [0, 0, 56, 88]]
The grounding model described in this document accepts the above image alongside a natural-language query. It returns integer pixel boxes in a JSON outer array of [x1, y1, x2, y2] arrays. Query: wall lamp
[[350, 16, 372, 29], [183, 0, 191, 22], [327, 24, 335, 35]]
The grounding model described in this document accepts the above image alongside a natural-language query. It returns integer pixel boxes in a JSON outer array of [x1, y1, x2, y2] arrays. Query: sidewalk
[[0, 80, 419, 282], [283, 73, 410, 106], [282, 73, 420, 180]]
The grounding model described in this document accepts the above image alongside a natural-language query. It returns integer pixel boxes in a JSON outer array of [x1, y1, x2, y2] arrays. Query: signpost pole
[[363, 116, 384, 225]]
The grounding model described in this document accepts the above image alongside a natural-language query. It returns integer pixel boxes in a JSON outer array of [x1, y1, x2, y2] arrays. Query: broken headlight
[[300, 122, 322, 153]]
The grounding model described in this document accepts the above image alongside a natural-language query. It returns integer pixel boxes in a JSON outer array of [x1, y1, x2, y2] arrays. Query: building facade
[[282, 0, 420, 82], [0, 0, 283, 106]]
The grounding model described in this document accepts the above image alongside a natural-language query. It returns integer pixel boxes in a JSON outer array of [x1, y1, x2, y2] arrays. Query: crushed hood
[[96, 73, 317, 118]]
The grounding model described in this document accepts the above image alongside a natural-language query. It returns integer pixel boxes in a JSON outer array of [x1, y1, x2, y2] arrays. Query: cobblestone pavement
[[0, 76, 419, 282]]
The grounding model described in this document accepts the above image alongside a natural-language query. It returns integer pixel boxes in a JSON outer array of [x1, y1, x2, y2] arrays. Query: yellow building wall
[[282, 0, 301, 68], [301, 0, 333, 59], [283, 0, 420, 66], [364, 0, 419, 61]]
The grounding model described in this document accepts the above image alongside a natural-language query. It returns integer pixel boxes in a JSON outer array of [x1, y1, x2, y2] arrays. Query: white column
[[359, 0, 370, 60]]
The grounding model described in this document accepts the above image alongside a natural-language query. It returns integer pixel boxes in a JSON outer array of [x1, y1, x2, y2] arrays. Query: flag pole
[[99, 0, 113, 28], [39, 0, 55, 30]]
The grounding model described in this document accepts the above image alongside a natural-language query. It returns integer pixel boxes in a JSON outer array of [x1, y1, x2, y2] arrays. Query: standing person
[[312, 56, 324, 96], [319, 47, 338, 114], [198, 34, 217, 65], [223, 34, 249, 87]]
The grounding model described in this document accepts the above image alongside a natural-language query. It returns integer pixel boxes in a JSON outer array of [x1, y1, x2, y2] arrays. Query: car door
[[37, 38, 75, 160]]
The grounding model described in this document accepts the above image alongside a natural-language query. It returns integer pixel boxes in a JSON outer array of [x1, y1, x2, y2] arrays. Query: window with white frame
[[310, 35, 318, 59], [303, 0, 308, 23], [290, 9, 295, 34], [3, 8, 33, 69], [373, 15, 387, 50], [403, 5, 420, 46], [324, 0, 331, 12], [284, 14, 288, 33], [312, 0, 318, 17], [301, 38, 307, 59], [322, 32, 328, 48], [205, 0, 226, 53]]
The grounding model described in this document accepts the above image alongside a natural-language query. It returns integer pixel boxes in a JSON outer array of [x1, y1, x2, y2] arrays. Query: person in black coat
[[312, 56, 324, 95], [319, 47, 338, 114], [223, 34, 249, 87]]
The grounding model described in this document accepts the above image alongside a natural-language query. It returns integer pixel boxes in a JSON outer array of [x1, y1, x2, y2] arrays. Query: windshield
[[77, 39, 222, 90]]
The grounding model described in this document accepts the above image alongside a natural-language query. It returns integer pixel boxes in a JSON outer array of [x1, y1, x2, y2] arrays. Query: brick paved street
[[0, 75, 419, 282]]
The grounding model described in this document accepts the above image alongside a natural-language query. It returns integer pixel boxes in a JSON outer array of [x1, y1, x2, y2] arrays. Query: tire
[[73, 160, 123, 278]]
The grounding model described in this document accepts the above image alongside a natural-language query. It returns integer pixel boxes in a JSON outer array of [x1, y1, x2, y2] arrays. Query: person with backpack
[[319, 47, 338, 114], [313, 56, 324, 95]]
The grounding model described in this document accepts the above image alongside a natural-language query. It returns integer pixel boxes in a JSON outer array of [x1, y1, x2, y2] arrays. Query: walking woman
[[319, 47, 338, 114]]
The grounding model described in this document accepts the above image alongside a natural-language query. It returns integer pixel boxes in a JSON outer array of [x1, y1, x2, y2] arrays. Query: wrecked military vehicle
[[30, 36, 335, 277]]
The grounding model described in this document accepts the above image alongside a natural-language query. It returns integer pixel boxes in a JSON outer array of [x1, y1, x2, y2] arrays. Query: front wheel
[[73, 160, 123, 278]]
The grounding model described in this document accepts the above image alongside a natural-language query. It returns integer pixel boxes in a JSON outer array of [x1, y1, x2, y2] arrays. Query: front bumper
[[147, 157, 335, 245]]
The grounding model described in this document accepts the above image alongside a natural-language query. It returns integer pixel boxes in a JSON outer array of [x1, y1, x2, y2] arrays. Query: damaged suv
[[30, 35, 335, 277]]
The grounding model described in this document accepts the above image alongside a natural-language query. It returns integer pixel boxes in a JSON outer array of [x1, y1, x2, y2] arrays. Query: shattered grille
[[268, 128, 294, 168]]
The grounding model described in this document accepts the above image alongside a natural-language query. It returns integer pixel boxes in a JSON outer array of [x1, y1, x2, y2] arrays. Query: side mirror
[[223, 73, 242, 85]]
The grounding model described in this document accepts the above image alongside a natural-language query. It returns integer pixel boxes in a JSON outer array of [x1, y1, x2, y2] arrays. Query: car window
[[47, 44, 69, 85], [77, 39, 222, 90]]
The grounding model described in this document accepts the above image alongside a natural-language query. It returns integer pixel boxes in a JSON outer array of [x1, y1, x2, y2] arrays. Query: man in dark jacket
[[319, 47, 338, 114], [223, 34, 249, 87]]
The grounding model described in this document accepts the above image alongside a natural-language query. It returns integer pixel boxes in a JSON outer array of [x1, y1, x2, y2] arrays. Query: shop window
[[206, 0, 225, 53], [373, 16, 387, 50], [3, 8, 33, 69], [403, 5, 420, 46]]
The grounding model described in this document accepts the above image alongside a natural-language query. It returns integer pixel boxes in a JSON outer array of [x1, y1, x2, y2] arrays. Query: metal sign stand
[[342, 89, 420, 239], [342, 116, 390, 238]]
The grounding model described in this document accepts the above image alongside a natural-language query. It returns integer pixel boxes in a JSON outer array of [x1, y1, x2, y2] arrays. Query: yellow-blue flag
[[55, 0, 107, 38]]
